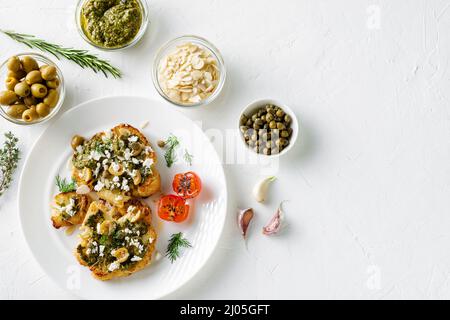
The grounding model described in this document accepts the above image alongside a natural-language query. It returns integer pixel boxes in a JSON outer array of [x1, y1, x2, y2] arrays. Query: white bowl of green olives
[[0, 53, 65, 125], [239, 99, 298, 157]]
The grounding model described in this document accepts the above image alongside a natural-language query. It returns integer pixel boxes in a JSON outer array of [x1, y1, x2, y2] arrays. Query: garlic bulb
[[262, 201, 286, 236], [237, 208, 254, 238], [252, 176, 276, 202]]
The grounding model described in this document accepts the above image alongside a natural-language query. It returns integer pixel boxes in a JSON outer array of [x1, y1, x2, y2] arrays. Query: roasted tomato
[[172, 171, 202, 199], [158, 194, 190, 223]]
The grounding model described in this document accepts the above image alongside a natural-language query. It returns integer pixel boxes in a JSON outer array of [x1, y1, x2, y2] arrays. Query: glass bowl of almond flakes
[[152, 35, 226, 107]]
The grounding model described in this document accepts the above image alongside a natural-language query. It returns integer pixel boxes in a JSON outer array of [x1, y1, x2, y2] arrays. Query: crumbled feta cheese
[[131, 256, 142, 262], [113, 176, 120, 183], [99, 245, 105, 257], [108, 261, 120, 272], [96, 223, 101, 234], [128, 135, 138, 143], [143, 158, 153, 168], [105, 131, 112, 139], [94, 181, 105, 192], [76, 145, 84, 153], [132, 158, 140, 165], [90, 150, 102, 161], [111, 162, 121, 172], [124, 148, 132, 160], [144, 146, 153, 154]]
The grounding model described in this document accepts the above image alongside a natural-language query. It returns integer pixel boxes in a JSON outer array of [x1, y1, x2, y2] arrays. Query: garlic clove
[[262, 201, 286, 236], [237, 208, 254, 238], [252, 176, 276, 203]]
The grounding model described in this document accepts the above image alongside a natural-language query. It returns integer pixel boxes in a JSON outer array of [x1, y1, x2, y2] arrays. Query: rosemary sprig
[[166, 232, 192, 263], [163, 134, 180, 168], [55, 175, 77, 193], [0, 132, 20, 197], [183, 149, 193, 166], [0, 30, 122, 78]]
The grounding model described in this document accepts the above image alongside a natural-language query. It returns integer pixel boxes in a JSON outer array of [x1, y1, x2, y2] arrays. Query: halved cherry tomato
[[158, 194, 190, 223], [172, 171, 202, 199]]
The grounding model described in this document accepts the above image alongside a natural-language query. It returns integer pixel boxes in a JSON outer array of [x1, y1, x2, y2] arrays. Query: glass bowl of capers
[[239, 99, 299, 157], [0, 53, 65, 125]]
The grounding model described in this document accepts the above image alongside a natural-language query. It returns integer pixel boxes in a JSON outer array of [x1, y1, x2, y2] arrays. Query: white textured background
[[1, 0, 450, 299]]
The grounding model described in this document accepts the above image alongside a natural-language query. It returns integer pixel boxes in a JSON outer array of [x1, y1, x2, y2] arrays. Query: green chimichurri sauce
[[81, 0, 143, 48]]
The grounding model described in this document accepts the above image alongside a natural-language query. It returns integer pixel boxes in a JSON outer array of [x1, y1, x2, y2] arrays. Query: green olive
[[22, 108, 38, 122], [7, 69, 26, 80], [31, 84, 48, 98], [0, 90, 18, 105], [36, 103, 51, 117], [5, 77, 19, 91], [71, 135, 85, 151], [21, 56, 39, 73], [23, 96, 37, 106], [41, 65, 57, 81], [44, 89, 59, 107], [269, 121, 276, 129], [14, 81, 31, 97], [7, 56, 21, 72], [46, 78, 60, 89], [26, 70, 43, 85], [6, 104, 27, 118]]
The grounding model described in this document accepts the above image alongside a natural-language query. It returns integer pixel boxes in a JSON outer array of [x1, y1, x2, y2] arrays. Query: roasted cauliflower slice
[[75, 199, 157, 281], [51, 192, 91, 229], [71, 124, 161, 205]]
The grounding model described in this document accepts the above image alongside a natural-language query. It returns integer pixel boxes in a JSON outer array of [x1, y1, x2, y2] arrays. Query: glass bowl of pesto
[[75, 0, 149, 51], [152, 35, 226, 108]]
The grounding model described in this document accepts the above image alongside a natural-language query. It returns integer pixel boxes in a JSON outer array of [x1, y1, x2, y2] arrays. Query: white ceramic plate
[[18, 96, 227, 299]]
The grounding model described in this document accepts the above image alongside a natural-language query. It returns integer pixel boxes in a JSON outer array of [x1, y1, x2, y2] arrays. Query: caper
[[275, 139, 283, 147], [41, 65, 57, 81], [31, 83, 48, 99], [251, 134, 258, 142], [14, 81, 31, 97], [240, 115, 248, 126], [5, 77, 19, 91], [281, 130, 290, 138], [269, 121, 276, 129], [71, 135, 85, 151], [280, 138, 288, 146], [23, 96, 37, 106], [253, 123, 260, 130], [26, 70, 43, 85], [276, 122, 286, 130], [254, 118, 263, 126], [246, 119, 253, 126], [7, 56, 21, 72], [276, 109, 285, 118], [284, 114, 291, 123], [263, 148, 271, 155], [21, 56, 39, 73], [260, 115, 266, 122], [240, 126, 249, 133], [6, 104, 27, 118], [251, 114, 258, 121], [36, 103, 51, 117], [0, 90, 18, 105]]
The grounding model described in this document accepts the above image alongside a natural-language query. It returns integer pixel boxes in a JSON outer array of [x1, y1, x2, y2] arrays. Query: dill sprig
[[55, 175, 77, 193], [166, 232, 192, 263], [164, 134, 180, 168], [0, 30, 122, 78], [0, 132, 20, 197], [183, 149, 193, 166]]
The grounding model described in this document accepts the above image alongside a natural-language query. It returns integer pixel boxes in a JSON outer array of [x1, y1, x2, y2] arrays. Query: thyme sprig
[[55, 175, 77, 193], [163, 134, 180, 168], [0, 132, 20, 197], [166, 232, 192, 263], [0, 30, 122, 78]]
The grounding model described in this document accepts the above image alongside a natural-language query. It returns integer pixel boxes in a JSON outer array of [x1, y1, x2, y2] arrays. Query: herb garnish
[[55, 175, 77, 193], [166, 232, 192, 263], [0, 132, 20, 197], [163, 134, 180, 168], [183, 149, 194, 166], [0, 30, 122, 78]]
